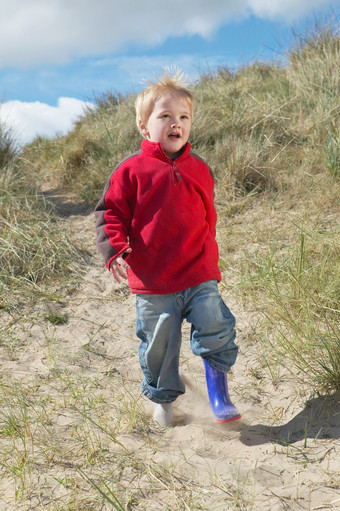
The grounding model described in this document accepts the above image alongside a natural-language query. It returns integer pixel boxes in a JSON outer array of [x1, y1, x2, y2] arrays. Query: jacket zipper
[[171, 162, 182, 184]]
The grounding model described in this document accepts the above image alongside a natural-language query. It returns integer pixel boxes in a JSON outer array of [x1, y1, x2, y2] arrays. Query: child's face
[[140, 93, 192, 158]]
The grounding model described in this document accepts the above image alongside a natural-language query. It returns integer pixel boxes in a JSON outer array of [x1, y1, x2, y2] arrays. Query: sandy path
[[1, 206, 339, 510]]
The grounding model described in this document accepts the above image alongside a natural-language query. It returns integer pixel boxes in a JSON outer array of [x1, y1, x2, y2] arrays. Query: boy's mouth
[[169, 133, 180, 140]]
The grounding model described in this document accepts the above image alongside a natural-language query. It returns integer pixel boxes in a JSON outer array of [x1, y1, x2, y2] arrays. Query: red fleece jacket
[[95, 139, 221, 294]]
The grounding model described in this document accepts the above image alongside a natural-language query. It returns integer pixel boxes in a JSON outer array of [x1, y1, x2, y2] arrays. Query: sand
[[0, 204, 339, 510]]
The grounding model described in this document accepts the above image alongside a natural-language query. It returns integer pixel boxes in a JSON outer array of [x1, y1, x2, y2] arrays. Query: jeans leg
[[184, 281, 239, 373], [136, 293, 185, 403]]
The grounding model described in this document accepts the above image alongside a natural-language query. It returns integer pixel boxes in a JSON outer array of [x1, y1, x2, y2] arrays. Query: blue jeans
[[136, 280, 238, 403]]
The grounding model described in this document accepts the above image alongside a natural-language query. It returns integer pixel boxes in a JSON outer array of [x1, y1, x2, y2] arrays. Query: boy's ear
[[138, 120, 149, 138]]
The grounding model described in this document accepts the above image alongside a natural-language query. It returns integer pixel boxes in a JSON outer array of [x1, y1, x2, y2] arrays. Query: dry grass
[[0, 138, 83, 312]]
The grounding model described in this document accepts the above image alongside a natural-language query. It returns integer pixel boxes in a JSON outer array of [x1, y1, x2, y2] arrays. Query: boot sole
[[215, 414, 241, 423]]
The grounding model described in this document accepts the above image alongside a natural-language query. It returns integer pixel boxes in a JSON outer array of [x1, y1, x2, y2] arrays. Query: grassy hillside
[[2, 20, 340, 395], [21, 23, 340, 202], [0, 130, 82, 310]]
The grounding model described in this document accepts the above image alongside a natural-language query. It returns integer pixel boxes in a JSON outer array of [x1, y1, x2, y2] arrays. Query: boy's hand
[[109, 249, 132, 283]]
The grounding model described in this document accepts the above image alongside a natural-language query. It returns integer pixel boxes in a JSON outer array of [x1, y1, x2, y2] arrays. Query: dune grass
[[242, 222, 340, 393], [0, 125, 83, 313]]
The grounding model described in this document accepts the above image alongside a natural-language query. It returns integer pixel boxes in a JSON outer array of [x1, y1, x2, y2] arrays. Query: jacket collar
[[141, 139, 191, 163]]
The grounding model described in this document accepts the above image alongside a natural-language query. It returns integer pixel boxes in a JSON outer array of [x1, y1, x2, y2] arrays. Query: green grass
[[242, 224, 340, 393]]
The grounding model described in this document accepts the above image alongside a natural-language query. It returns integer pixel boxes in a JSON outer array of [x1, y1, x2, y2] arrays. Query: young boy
[[95, 70, 240, 426]]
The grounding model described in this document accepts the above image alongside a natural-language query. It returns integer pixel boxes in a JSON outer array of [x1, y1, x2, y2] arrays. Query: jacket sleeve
[[204, 164, 218, 238], [191, 153, 217, 237], [94, 164, 136, 269]]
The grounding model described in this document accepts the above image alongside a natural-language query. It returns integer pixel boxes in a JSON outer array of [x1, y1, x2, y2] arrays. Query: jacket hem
[[129, 274, 222, 295]]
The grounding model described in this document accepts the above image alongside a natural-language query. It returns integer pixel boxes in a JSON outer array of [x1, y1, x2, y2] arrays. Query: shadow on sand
[[239, 394, 340, 446], [42, 189, 93, 217]]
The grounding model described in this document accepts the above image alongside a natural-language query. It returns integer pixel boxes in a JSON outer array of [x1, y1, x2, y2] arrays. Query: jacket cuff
[[106, 245, 131, 270]]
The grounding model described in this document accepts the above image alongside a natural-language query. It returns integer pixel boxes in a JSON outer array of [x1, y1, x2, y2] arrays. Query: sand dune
[[1, 207, 339, 510]]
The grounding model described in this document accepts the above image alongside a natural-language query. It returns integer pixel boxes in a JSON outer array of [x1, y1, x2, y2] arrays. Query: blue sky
[[0, 0, 339, 146]]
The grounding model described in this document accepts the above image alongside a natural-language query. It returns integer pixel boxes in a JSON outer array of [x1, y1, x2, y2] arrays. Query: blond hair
[[135, 68, 194, 130]]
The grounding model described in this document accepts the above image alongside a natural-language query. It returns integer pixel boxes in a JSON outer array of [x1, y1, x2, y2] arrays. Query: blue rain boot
[[203, 359, 241, 423]]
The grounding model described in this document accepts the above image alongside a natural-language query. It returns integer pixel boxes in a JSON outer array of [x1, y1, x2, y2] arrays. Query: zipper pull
[[173, 164, 182, 184]]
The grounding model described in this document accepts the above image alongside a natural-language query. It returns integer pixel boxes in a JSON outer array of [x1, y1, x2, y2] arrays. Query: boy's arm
[[192, 155, 218, 236], [204, 165, 218, 237], [94, 166, 135, 271]]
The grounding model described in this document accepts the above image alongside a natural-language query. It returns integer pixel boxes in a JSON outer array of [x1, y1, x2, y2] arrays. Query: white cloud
[[0, 0, 335, 68], [0, 97, 94, 147], [248, 0, 333, 20]]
